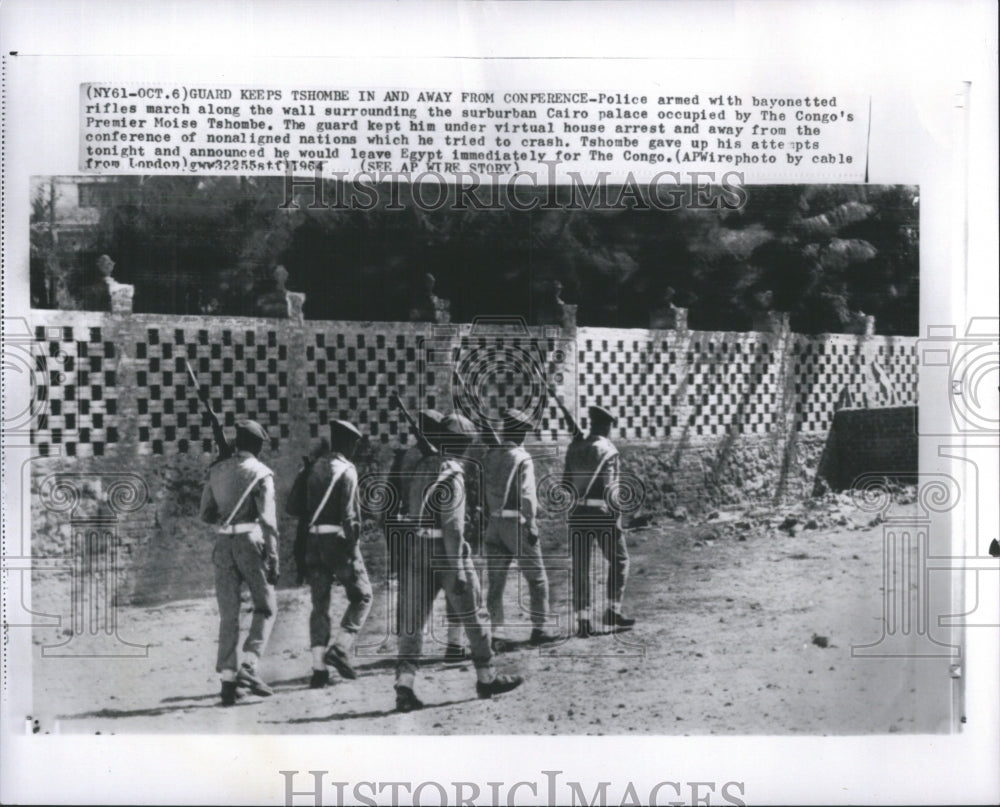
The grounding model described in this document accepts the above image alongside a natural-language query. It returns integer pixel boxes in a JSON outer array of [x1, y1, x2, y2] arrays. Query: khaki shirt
[[288, 452, 360, 543], [563, 435, 620, 519], [415, 457, 466, 572], [199, 451, 277, 535], [402, 448, 444, 521], [483, 443, 538, 534]]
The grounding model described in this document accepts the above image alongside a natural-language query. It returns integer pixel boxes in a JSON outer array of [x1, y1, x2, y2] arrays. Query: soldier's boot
[[444, 644, 471, 664], [236, 663, 275, 696], [577, 618, 599, 638], [476, 673, 524, 700], [529, 628, 559, 646], [603, 609, 636, 631], [395, 685, 424, 713], [323, 645, 358, 680], [309, 669, 330, 689], [220, 681, 244, 706]]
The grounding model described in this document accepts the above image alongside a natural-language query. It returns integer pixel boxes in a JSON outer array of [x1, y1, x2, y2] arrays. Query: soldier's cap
[[501, 407, 535, 431], [330, 419, 362, 440], [440, 412, 477, 438], [417, 409, 445, 430], [235, 419, 268, 442], [588, 405, 617, 427]]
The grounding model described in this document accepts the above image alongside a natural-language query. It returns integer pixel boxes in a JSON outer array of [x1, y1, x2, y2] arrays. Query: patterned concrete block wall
[[22, 310, 918, 605], [27, 312, 581, 459], [575, 327, 917, 439], [302, 320, 574, 444], [27, 311, 917, 461]]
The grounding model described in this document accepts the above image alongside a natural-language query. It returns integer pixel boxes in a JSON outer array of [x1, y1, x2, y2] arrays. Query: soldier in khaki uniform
[[483, 408, 556, 649], [199, 420, 279, 706], [396, 410, 468, 663], [563, 405, 636, 637], [394, 413, 524, 712], [287, 419, 374, 688]]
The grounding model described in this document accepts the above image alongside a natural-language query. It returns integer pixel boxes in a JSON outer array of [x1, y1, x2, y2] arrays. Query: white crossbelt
[[217, 470, 270, 533], [416, 465, 457, 541], [307, 460, 348, 530], [579, 452, 616, 509], [308, 524, 345, 535], [495, 455, 524, 519], [217, 523, 261, 535]]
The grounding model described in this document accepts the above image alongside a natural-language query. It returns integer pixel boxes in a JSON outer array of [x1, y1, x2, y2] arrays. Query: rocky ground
[[29, 491, 954, 735]]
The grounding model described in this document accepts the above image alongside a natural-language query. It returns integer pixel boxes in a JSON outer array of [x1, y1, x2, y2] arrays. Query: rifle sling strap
[[221, 471, 270, 528]]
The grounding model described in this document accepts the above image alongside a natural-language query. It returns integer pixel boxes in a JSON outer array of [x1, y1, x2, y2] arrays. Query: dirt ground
[[29, 496, 955, 735]]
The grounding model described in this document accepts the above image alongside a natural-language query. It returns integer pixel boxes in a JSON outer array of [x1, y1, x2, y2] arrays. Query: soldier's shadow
[[273, 697, 478, 725], [59, 698, 253, 719]]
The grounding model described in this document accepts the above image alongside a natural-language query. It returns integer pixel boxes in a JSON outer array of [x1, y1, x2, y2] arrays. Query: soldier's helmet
[[330, 419, 362, 440], [235, 419, 269, 454], [417, 408, 446, 434], [501, 407, 535, 435], [587, 405, 617, 432], [440, 413, 477, 451], [330, 419, 362, 455]]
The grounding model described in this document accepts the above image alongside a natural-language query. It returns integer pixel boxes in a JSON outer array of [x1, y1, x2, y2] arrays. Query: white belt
[[497, 509, 521, 518], [420, 528, 444, 539], [217, 523, 260, 535], [309, 525, 345, 535], [583, 498, 608, 508]]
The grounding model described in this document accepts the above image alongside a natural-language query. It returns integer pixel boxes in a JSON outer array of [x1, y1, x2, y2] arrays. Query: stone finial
[[98, 254, 135, 314], [97, 254, 115, 278], [409, 272, 451, 323], [273, 264, 289, 293], [649, 289, 687, 330], [255, 264, 305, 320], [845, 311, 876, 336], [535, 278, 576, 330]]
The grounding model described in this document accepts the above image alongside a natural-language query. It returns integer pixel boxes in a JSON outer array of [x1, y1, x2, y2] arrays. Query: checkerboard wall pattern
[[26, 310, 918, 457], [30, 324, 119, 459], [454, 331, 575, 442], [303, 324, 574, 444], [305, 328, 429, 444], [133, 324, 290, 455], [576, 329, 786, 440], [790, 335, 918, 433]]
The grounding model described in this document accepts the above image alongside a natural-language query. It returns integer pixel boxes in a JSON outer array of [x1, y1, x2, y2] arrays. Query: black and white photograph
[[1, 2, 997, 805], [24, 174, 943, 735]]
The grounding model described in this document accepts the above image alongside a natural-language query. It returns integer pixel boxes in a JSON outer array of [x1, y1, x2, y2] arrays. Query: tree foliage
[[30, 178, 919, 335]]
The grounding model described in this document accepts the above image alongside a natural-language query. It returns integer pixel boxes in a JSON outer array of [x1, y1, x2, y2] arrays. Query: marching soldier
[[483, 408, 556, 649], [289, 438, 330, 586], [397, 409, 469, 663], [562, 405, 636, 637], [394, 413, 524, 712], [288, 419, 374, 688], [198, 420, 279, 706]]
